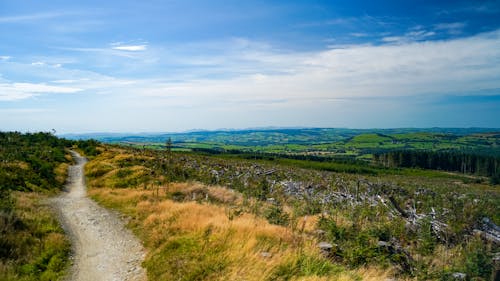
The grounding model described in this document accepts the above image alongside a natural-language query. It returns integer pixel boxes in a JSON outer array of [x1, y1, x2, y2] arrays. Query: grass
[[88, 184, 397, 281], [0, 147, 72, 281], [111, 129, 500, 161], [84, 145, 499, 280], [0, 192, 70, 281]]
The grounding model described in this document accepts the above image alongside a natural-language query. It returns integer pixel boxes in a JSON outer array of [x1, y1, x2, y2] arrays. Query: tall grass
[[0, 192, 70, 281], [89, 186, 397, 281]]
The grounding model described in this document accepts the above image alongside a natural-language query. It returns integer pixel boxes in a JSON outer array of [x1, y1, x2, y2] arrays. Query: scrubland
[[85, 145, 499, 280]]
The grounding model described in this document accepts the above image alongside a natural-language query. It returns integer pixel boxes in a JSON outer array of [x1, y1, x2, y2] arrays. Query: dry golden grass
[[89, 186, 401, 281], [85, 148, 402, 281], [54, 162, 69, 185], [90, 187, 293, 279]]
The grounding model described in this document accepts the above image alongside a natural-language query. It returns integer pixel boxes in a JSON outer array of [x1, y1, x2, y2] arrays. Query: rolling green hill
[[65, 128, 500, 159]]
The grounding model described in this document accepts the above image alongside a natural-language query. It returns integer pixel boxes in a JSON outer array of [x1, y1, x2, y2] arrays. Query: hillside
[[0, 132, 98, 281], [63, 128, 500, 160], [2, 132, 498, 280], [85, 144, 499, 280]]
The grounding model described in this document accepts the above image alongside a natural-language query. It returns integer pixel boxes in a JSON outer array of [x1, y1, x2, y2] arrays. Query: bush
[[464, 237, 492, 279], [264, 205, 290, 226]]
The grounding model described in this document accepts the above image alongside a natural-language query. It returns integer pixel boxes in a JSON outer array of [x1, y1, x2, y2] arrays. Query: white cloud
[[0, 82, 82, 101], [2, 29, 499, 130], [434, 22, 466, 35], [125, 29, 500, 106], [350, 33, 368, 38], [30, 61, 64, 68], [0, 12, 64, 23], [51, 79, 79, 84], [0, 56, 11, 61], [31, 61, 46, 66], [112, 45, 147, 51], [16, 29, 500, 104], [381, 28, 436, 44]]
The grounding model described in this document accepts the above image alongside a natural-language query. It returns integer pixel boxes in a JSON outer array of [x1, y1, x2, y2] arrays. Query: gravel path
[[52, 151, 146, 281]]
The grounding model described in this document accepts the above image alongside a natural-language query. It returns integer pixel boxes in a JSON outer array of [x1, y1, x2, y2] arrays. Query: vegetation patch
[[86, 145, 499, 280], [0, 192, 70, 281], [0, 132, 100, 281]]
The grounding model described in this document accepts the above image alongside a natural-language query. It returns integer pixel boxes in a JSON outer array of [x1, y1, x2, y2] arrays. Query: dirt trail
[[52, 151, 146, 281]]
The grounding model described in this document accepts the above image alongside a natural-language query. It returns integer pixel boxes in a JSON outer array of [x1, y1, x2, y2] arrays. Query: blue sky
[[1, 0, 499, 133]]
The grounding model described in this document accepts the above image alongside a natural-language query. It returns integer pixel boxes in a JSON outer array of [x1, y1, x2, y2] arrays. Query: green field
[[75, 128, 500, 161]]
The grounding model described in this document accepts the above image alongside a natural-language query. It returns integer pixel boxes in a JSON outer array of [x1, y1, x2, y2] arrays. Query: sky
[[1, 0, 500, 133]]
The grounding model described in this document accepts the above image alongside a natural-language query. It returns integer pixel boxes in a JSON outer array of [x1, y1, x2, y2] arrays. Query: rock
[[260, 252, 272, 258], [318, 242, 334, 257], [377, 241, 390, 248], [318, 241, 333, 250], [450, 272, 466, 280], [314, 229, 326, 236]]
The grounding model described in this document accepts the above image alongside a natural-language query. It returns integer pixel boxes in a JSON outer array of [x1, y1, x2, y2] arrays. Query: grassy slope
[[0, 162, 70, 281], [0, 192, 70, 281], [0, 132, 98, 281], [84, 145, 500, 280], [86, 147, 398, 281]]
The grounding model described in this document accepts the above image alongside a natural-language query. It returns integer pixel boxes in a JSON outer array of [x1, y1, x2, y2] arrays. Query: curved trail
[[52, 151, 146, 281]]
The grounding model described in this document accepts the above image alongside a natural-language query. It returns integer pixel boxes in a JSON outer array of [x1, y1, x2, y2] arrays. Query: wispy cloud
[[0, 82, 82, 101], [111, 45, 147, 51], [434, 22, 467, 35], [438, 2, 500, 15], [0, 56, 11, 61], [350, 33, 369, 38], [7, 29, 500, 103], [30, 61, 63, 68], [297, 15, 398, 29], [2, 28, 499, 130], [0, 12, 65, 23], [381, 26, 436, 44], [31, 61, 46, 66], [133, 29, 500, 104]]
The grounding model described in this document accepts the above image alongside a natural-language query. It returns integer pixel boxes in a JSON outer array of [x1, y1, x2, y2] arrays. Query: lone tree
[[166, 137, 172, 162]]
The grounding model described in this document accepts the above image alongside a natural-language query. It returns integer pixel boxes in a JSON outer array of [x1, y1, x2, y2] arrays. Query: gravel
[[51, 151, 146, 281]]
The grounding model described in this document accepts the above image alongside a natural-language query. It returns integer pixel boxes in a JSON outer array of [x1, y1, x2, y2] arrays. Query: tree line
[[373, 150, 500, 184]]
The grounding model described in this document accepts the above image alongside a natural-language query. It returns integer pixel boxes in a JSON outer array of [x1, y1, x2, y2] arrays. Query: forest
[[374, 150, 500, 184]]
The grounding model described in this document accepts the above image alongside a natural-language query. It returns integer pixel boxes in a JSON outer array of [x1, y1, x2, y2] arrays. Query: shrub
[[264, 204, 290, 226]]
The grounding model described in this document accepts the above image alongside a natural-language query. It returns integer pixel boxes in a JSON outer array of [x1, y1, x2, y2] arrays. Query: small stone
[[318, 242, 333, 250], [314, 229, 326, 236], [451, 272, 466, 280], [377, 241, 390, 248], [260, 252, 272, 258]]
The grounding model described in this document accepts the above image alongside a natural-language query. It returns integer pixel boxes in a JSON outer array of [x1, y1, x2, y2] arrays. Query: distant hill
[[61, 127, 500, 145]]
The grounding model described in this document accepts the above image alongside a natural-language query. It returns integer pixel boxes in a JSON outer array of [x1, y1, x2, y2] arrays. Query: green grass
[[87, 144, 499, 280], [268, 253, 345, 281], [0, 192, 71, 281], [117, 130, 500, 164], [144, 232, 229, 281]]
